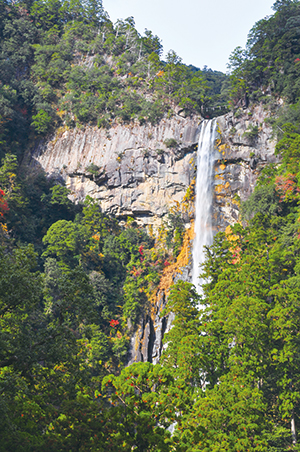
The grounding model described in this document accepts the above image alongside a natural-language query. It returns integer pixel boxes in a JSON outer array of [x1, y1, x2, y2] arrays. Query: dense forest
[[0, 0, 228, 162], [2, 0, 300, 450]]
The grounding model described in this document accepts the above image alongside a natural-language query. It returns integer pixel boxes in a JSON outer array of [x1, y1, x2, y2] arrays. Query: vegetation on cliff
[[0, 0, 228, 162], [2, 0, 300, 450], [228, 0, 300, 108]]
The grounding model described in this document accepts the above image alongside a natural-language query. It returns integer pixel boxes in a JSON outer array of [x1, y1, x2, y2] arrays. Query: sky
[[103, 0, 275, 73]]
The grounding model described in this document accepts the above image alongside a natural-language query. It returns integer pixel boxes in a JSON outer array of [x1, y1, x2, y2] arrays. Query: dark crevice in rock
[[159, 316, 167, 359], [147, 317, 155, 363], [139, 318, 145, 363], [216, 157, 258, 166], [229, 140, 253, 147], [173, 143, 198, 161]]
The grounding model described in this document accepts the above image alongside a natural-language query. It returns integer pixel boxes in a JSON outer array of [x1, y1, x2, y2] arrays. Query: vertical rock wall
[[213, 104, 278, 231], [30, 115, 200, 229], [29, 105, 278, 365]]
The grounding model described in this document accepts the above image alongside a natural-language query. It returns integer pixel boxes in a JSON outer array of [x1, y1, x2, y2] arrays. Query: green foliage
[[102, 362, 174, 451], [85, 162, 100, 175], [31, 109, 53, 134], [241, 184, 281, 219], [243, 123, 259, 142], [42, 219, 87, 267], [227, 1, 300, 106], [5, 2, 300, 450], [0, 0, 229, 158], [164, 138, 178, 148]]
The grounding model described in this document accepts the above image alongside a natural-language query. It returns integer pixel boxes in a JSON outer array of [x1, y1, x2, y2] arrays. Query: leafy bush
[[31, 109, 53, 135], [243, 124, 259, 142], [86, 163, 100, 175], [164, 138, 178, 148]]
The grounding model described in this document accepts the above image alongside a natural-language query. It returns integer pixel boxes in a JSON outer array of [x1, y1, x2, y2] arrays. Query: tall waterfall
[[192, 119, 217, 294]]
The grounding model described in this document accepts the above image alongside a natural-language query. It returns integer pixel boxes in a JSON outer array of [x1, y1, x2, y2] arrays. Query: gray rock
[[29, 105, 278, 366]]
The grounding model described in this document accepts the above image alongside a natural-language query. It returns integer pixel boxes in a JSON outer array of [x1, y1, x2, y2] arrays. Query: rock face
[[29, 104, 278, 365], [31, 115, 201, 229], [126, 105, 278, 365], [213, 104, 278, 231]]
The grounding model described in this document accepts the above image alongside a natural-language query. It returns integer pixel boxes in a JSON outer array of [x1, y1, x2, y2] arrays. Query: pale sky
[[103, 0, 275, 73]]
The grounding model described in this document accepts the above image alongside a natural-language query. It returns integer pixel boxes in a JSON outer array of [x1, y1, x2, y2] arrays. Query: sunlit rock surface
[[29, 105, 278, 364], [213, 104, 278, 230], [31, 115, 200, 228]]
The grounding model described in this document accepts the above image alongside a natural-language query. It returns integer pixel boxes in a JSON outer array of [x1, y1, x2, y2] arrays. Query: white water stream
[[192, 119, 217, 294]]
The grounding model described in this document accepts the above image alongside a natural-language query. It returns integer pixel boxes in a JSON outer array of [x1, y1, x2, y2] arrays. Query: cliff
[[30, 115, 200, 230], [213, 103, 278, 230], [29, 105, 277, 364]]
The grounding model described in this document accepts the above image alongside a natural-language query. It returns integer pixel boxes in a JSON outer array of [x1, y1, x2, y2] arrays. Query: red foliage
[[138, 245, 144, 256], [275, 174, 300, 202], [16, 106, 28, 116], [109, 319, 119, 328], [164, 260, 170, 267], [295, 58, 300, 63], [0, 189, 9, 218]]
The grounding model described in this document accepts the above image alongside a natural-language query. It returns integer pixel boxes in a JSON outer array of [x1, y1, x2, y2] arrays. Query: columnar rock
[[213, 104, 278, 230], [29, 105, 278, 364], [31, 115, 201, 228]]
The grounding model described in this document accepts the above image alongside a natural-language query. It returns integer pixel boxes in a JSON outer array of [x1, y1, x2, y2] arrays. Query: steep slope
[[29, 103, 278, 363], [30, 114, 200, 229]]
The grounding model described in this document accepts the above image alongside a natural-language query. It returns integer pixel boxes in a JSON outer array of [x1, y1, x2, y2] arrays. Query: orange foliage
[[275, 173, 300, 202], [153, 224, 193, 301], [225, 225, 241, 264]]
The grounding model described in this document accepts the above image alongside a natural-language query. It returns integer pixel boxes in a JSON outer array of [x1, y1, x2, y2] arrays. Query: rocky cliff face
[[213, 103, 278, 231], [31, 115, 200, 229], [29, 105, 278, 365]]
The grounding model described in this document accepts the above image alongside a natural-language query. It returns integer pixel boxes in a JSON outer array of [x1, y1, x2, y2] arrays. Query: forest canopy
[[1, 0, 300, 450], [0, 0, 228, 161]]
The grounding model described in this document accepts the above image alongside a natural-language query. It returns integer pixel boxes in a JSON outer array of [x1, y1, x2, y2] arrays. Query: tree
[[42, 219, 88, 267]]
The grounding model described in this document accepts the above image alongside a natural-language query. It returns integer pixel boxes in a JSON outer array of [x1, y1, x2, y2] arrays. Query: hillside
[[0, 0, 228, 162], [1, 0, 300, 450]]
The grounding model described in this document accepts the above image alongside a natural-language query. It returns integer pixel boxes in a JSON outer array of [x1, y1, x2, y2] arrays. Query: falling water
[[192, 119, 217, 294]]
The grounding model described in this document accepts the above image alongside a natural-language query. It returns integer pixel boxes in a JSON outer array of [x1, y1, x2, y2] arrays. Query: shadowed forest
[[2, 0, 300, 450]]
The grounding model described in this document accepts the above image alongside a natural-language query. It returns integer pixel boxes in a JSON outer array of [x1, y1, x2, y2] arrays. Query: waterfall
[[192, 119, 217, 294]]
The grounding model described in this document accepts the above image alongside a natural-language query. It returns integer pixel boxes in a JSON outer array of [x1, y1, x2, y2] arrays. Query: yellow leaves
[[156, 70, 164, 77], [155, 225, 193, 296], [218, 143, 229, 153], [225, 225, 239, 243], [225, 225, 241, 264], [1, 223, 8, 233], [215, 185, 224, 194], [182, 179, 196, 205], [56, 109, 66, 118], [54, 364, 66, 372]]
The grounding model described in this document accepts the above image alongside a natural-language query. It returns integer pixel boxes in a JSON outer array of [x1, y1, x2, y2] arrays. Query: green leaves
[[101, 362, 174, 451], [31, 109, 53, 134]]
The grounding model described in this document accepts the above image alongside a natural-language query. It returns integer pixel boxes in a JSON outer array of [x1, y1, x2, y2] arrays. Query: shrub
[[86, 163, 100, 175], [31, 109, 53, 135], [164, 138, 178, 148], [243, 124, 259, 142]]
